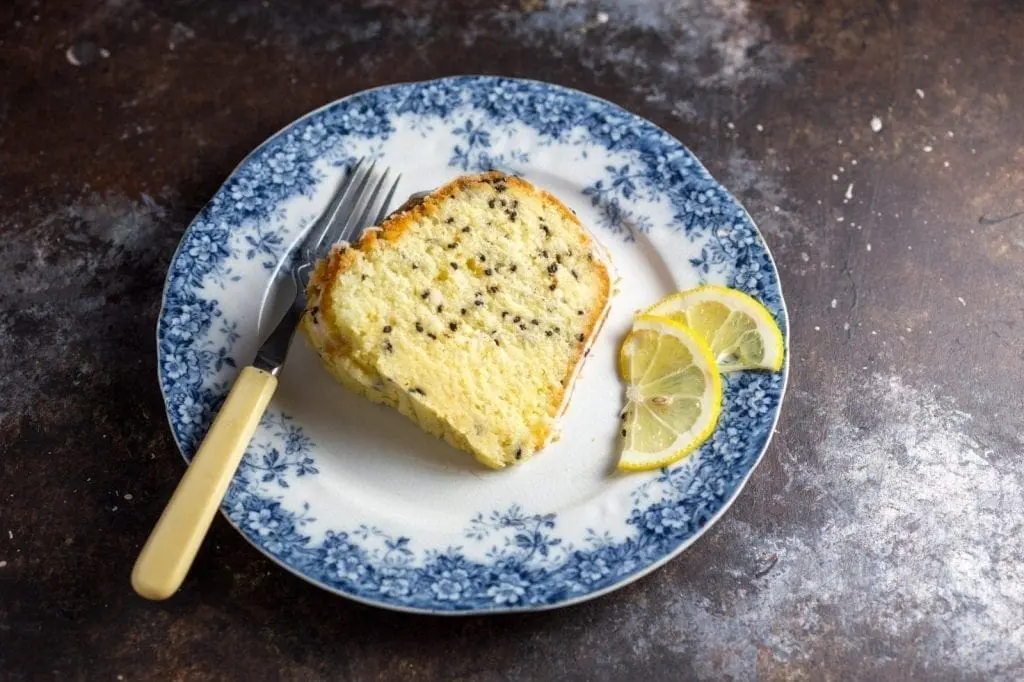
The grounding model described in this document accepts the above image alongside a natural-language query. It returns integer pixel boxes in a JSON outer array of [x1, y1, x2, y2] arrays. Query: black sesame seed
[[437, 304, 444, 313], [411, 387, 426, 396], [500, 199, 507, 207], [509, 211, 518, 221], [445, 217, 455, 224], [449, 322, 458, 332], [577, 333, 585, 342], [547, 263, 558, 274], [519, 324, 527, 331], [461, 307, 468, 315], [510, 264, 518, 273], [512, 200, 519, 209], [383, 340, 393, 353], [488, 198, 496, 209], [556, 254, 563, 264], [415, 322, 424, 332], [502, 311, 509, 319], [494, 338, 501, 346], [479, 254, 486, 262], [549, 283, 557, 291], [542, 249, 549, 258], [421, 290, 430, 299], [541, 225, 551, 237], [461, 226, 471, 233], [450, 261, 459, 270], [515, 448, 522, 460], [484, 268, 493, 276], [474, 300, 484, 306], [427, 332, 437, 340], [545, 330, 553, 337], [621, 428, 627, 437], [488, 285, 499, 294], [513, 315, 521, 323], [553, 326, 560, 333], [361, 274, 368, 281], [571, 269, 579, 280], [383, 325, 392, 333], [447, 242, 458, 250], [577, 309, 584, 316], [412, 264, 419, 269]]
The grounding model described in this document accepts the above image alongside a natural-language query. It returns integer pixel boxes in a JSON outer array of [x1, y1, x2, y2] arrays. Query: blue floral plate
[[157, 76, 788, 614]]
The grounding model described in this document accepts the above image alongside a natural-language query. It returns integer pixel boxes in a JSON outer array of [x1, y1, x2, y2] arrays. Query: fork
[[132, 159, 400, 600]]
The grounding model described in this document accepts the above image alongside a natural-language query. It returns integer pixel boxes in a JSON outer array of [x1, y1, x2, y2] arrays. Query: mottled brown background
[[2, 0, 1023, 680]]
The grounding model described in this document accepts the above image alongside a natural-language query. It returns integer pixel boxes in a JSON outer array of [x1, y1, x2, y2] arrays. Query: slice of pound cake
[[301, 172, 612, 469]]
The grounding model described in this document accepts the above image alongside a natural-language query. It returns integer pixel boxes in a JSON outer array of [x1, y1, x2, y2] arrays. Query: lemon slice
[[646, 285, 784, 372], [617, 315, 723, 471]]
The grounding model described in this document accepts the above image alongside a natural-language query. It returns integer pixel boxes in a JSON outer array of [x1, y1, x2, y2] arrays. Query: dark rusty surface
[[2, 0, 1023, 679]]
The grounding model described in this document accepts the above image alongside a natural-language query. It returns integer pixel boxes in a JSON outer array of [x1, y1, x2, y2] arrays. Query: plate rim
[[155, 75, 790, 614]]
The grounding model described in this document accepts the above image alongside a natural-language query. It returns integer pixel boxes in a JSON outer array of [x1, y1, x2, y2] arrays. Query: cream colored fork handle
[[132, 366, 278, 600]]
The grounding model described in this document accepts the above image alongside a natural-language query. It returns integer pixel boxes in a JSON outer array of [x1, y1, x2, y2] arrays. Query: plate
[[157, 76, 788, 614]]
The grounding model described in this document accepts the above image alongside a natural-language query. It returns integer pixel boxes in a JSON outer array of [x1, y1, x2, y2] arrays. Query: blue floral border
[[157, 76, 788, 613]]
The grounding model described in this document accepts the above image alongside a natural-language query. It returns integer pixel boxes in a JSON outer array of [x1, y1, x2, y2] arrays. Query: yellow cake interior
[[301, 172, 611, 469]]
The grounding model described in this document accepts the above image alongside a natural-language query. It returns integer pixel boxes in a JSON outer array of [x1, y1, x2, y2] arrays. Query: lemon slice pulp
[[617, 315, 723, 471], [645, 285, 784, 372]]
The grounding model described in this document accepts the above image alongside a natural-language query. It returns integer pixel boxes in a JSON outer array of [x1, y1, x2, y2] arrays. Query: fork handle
[[132, 366, 278, 600]]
